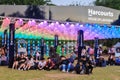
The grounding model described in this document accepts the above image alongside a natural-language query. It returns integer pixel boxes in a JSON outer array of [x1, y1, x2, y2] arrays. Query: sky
[[51, 0, 96, 6]]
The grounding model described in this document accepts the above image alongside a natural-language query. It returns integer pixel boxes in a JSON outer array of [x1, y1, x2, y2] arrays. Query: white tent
[[114, 42, 120, 57], [114, 42, 120, 48]]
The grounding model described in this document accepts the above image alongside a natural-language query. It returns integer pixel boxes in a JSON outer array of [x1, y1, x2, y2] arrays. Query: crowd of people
[[11, 49, 94, 75], [0, 44, 120, 75]]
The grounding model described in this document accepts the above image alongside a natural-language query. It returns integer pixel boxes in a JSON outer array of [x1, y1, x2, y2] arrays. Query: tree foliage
[[0, 0, 54, 5], [94, 0, 120, 10]]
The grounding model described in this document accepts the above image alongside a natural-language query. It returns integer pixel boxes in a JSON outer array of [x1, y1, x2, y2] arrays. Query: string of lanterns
[[0, 17, 120, 40]]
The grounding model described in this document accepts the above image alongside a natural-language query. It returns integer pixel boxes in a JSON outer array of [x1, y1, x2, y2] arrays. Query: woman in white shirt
[[24, 56, 34, 70]]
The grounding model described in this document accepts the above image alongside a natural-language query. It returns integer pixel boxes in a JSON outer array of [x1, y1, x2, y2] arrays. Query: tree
[[94, 0, 120, 10], [0, 0, 54, 5]]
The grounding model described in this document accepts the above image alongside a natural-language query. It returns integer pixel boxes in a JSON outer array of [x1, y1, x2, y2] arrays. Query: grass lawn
[[0, 66, 120, 80]]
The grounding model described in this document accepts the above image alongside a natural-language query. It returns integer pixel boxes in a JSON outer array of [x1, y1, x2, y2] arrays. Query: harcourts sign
[[88, 9, 114, 17], [88, 8, 114, 23]]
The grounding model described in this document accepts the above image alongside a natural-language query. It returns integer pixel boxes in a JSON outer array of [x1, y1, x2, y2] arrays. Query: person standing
[[49, 46, 55, 57]]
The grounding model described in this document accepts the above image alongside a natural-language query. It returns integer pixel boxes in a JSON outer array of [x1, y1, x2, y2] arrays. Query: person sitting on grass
[[45, 57, 55, 71], [107, 54, 115, 65], [0, 54, 7, 66], [51, 54, 61, 70], [98, 56, 106, 67], [66, 56, 75, 73], [38, 58, 46, 70], [59, 56, 69, 72], [12, 54, 21, 69], [85, 60, 94, 74], [75, 62, 83, 74], [18, 54, 27, 70], [24, 56, 35, 71], [33, 55, 39, 70]]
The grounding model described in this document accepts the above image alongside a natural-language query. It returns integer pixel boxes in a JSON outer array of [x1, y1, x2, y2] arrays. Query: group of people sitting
[[12, 53, 53, 71], [2, 45, 120, 75], [12, 48, 95, 75]]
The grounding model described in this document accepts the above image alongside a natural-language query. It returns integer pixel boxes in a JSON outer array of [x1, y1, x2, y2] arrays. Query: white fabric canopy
[[114, 42, 120, 48], [114, 42, 120, 57]]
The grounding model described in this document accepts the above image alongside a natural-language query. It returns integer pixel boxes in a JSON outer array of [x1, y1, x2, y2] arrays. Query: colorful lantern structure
[[0, 17, 120, 41]]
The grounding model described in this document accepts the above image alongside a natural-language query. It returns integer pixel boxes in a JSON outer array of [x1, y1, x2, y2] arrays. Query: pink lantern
[[1, 18, 10, 28], [55, 22, 59, 25], [15, 19, 23, 28], [70, 24, 74, 28], [28, 20, 32, 26], [43, 21, 48, 26], [28, 20, 36, 26], [31, 20, 36, 26]]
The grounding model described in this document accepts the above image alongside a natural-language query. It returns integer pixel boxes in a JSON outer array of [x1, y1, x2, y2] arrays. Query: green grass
[[0, 66, 120, 80]]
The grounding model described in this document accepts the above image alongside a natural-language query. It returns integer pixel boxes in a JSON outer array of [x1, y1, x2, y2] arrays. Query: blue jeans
[[67, 63, 74, 72], [60, 64, 66, 71]]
